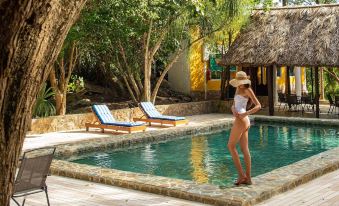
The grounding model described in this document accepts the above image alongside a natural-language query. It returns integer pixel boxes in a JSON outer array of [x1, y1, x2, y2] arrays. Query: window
[[277, 67, 281, 77], [211, 71, 221, 79]]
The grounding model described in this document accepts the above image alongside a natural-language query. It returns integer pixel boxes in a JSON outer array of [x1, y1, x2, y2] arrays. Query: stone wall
[[29, 101, 226, 134]]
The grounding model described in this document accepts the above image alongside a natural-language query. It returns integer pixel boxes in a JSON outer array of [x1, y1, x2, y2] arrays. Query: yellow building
[[169, 40, 308, 99]]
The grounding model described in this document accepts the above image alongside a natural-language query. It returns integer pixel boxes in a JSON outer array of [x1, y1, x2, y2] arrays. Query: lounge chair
[[85, 105, 146, 133], [133, 102, 188, 126], [12, 147, 56, 206]]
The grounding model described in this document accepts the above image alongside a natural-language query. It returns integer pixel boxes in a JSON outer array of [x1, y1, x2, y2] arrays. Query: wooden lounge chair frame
[[85, 108, 146, 134], [133, 103, 188, 126], [133, 116, 188, 126]]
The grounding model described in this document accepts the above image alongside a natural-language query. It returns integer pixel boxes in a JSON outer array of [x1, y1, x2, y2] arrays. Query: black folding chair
[[326, 94, 335, 114], [12, 147, 56, 206], [287, 95, 301, 111], [301, 94, 314, 112], [335, 96, 339, 115], [277, 92, 287, 111]]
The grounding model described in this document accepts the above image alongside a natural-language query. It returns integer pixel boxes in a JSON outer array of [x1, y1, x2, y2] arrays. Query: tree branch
[[151, 48, 183, 103], [323, 68, 339, 83]]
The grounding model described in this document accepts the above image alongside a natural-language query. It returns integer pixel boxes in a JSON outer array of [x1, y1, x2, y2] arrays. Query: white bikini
[[234, 94, 250, 127]]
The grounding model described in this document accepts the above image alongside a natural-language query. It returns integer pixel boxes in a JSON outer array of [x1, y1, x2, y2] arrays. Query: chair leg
[[331, 106, 335, 114], [22, 197, 26, 206], [45, 186, 50, 206], [11, 197, 21, 206], [283, 103, 288, 111]]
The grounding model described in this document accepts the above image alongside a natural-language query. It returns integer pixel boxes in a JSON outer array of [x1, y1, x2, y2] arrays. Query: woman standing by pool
[[228, 71, 261, 185]]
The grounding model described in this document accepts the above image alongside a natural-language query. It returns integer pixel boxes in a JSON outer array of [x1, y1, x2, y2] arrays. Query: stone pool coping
[[253, 115, 339, 127], [49, 116, 339, 206]]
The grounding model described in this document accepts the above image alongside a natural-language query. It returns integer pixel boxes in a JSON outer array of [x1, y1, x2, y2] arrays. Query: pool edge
[[49, 115, 339, 206]]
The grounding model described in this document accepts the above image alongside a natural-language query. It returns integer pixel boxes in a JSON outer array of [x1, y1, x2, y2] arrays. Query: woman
[[228, 71, 261, 185]]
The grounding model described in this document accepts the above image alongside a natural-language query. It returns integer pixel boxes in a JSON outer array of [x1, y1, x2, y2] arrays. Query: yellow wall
[[189, 28, 205, 92], [189, 28, 222, 92], [207, 80, 221, 91]]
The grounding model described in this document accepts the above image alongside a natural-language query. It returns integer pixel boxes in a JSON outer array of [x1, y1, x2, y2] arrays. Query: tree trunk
[[55, 92, 67, 115], [123, 75, 138, 103], [220, 31, 233, 100], [143, 21, 153, 102], [151, 50, 182, 103], [49, 66, 67, 115], [0, 1, 86, 205], [49, 41, 78, 115]]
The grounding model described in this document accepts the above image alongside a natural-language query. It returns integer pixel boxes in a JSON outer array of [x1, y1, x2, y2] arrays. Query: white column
[[303, 68, 308, 94], [273, 65, 278, 104], [295, 67, 302, 96], [320, 67, 324, 100]]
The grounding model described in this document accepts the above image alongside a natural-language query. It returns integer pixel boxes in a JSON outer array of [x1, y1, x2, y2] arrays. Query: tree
[[219, 0, 272, 100], [75, 0, 247, 103], [0, 0, 86, 205], [49, 41, 79, 115]]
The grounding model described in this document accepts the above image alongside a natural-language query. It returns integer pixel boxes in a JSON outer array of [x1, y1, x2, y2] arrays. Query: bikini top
[[234, 94, 249, 114]]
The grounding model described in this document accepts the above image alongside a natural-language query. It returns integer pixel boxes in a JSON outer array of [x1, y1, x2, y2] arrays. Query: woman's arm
[[245, 88, 261, 115]]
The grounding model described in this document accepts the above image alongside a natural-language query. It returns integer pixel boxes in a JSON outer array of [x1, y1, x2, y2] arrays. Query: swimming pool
[[68, 122, 339, 186]]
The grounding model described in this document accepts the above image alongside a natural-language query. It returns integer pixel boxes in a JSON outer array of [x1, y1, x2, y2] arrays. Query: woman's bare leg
[[228, 119, 246, 180], [239, 128, 252, 184]]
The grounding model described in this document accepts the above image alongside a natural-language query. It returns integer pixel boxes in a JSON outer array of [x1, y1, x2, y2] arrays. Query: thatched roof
[[222, 4, 339, 67]]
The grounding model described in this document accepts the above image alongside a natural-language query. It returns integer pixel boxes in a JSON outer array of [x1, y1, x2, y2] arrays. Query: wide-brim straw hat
[[229, 71, 251, 87]]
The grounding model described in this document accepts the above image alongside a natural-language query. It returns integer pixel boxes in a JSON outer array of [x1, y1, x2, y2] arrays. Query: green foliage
[[324, 68, 339, 97], [64, 0, 261, 101], [68, 75, 85, 93], [306, 68, 339, 99], [72, 0, 255, 71], [33, 83, 56, 118]]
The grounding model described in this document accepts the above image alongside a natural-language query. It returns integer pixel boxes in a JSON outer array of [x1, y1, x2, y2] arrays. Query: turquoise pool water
[[69, 123, 339, 186]]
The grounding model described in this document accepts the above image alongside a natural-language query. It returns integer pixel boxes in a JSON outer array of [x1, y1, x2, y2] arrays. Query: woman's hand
[[232, 110, 239, 118]]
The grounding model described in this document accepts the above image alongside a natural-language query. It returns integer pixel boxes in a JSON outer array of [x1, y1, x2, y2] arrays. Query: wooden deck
[[20, 114, 339, 206], [11, 176, 209, 206], [257, 169, 339, 206]]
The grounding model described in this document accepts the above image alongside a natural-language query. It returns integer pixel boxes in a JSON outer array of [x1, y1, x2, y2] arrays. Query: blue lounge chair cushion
[[140, 102, 162, 118], [92, 105, 116, 124], [92, 105, 144, 127], [140, 102, 185, 121]]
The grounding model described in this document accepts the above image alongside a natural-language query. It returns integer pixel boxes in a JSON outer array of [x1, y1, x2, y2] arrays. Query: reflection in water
[[259, 125, 263, 145], [190, 136, 209, 183], [141, 145, 156, 174]]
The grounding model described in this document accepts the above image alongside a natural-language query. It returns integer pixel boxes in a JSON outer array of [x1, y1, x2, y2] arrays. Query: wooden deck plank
[[257, 169, 339, 206], [11, 176, 209, 206]]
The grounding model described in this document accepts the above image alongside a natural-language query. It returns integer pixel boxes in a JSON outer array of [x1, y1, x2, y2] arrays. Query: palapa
[[222, 4, 339, 67]]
